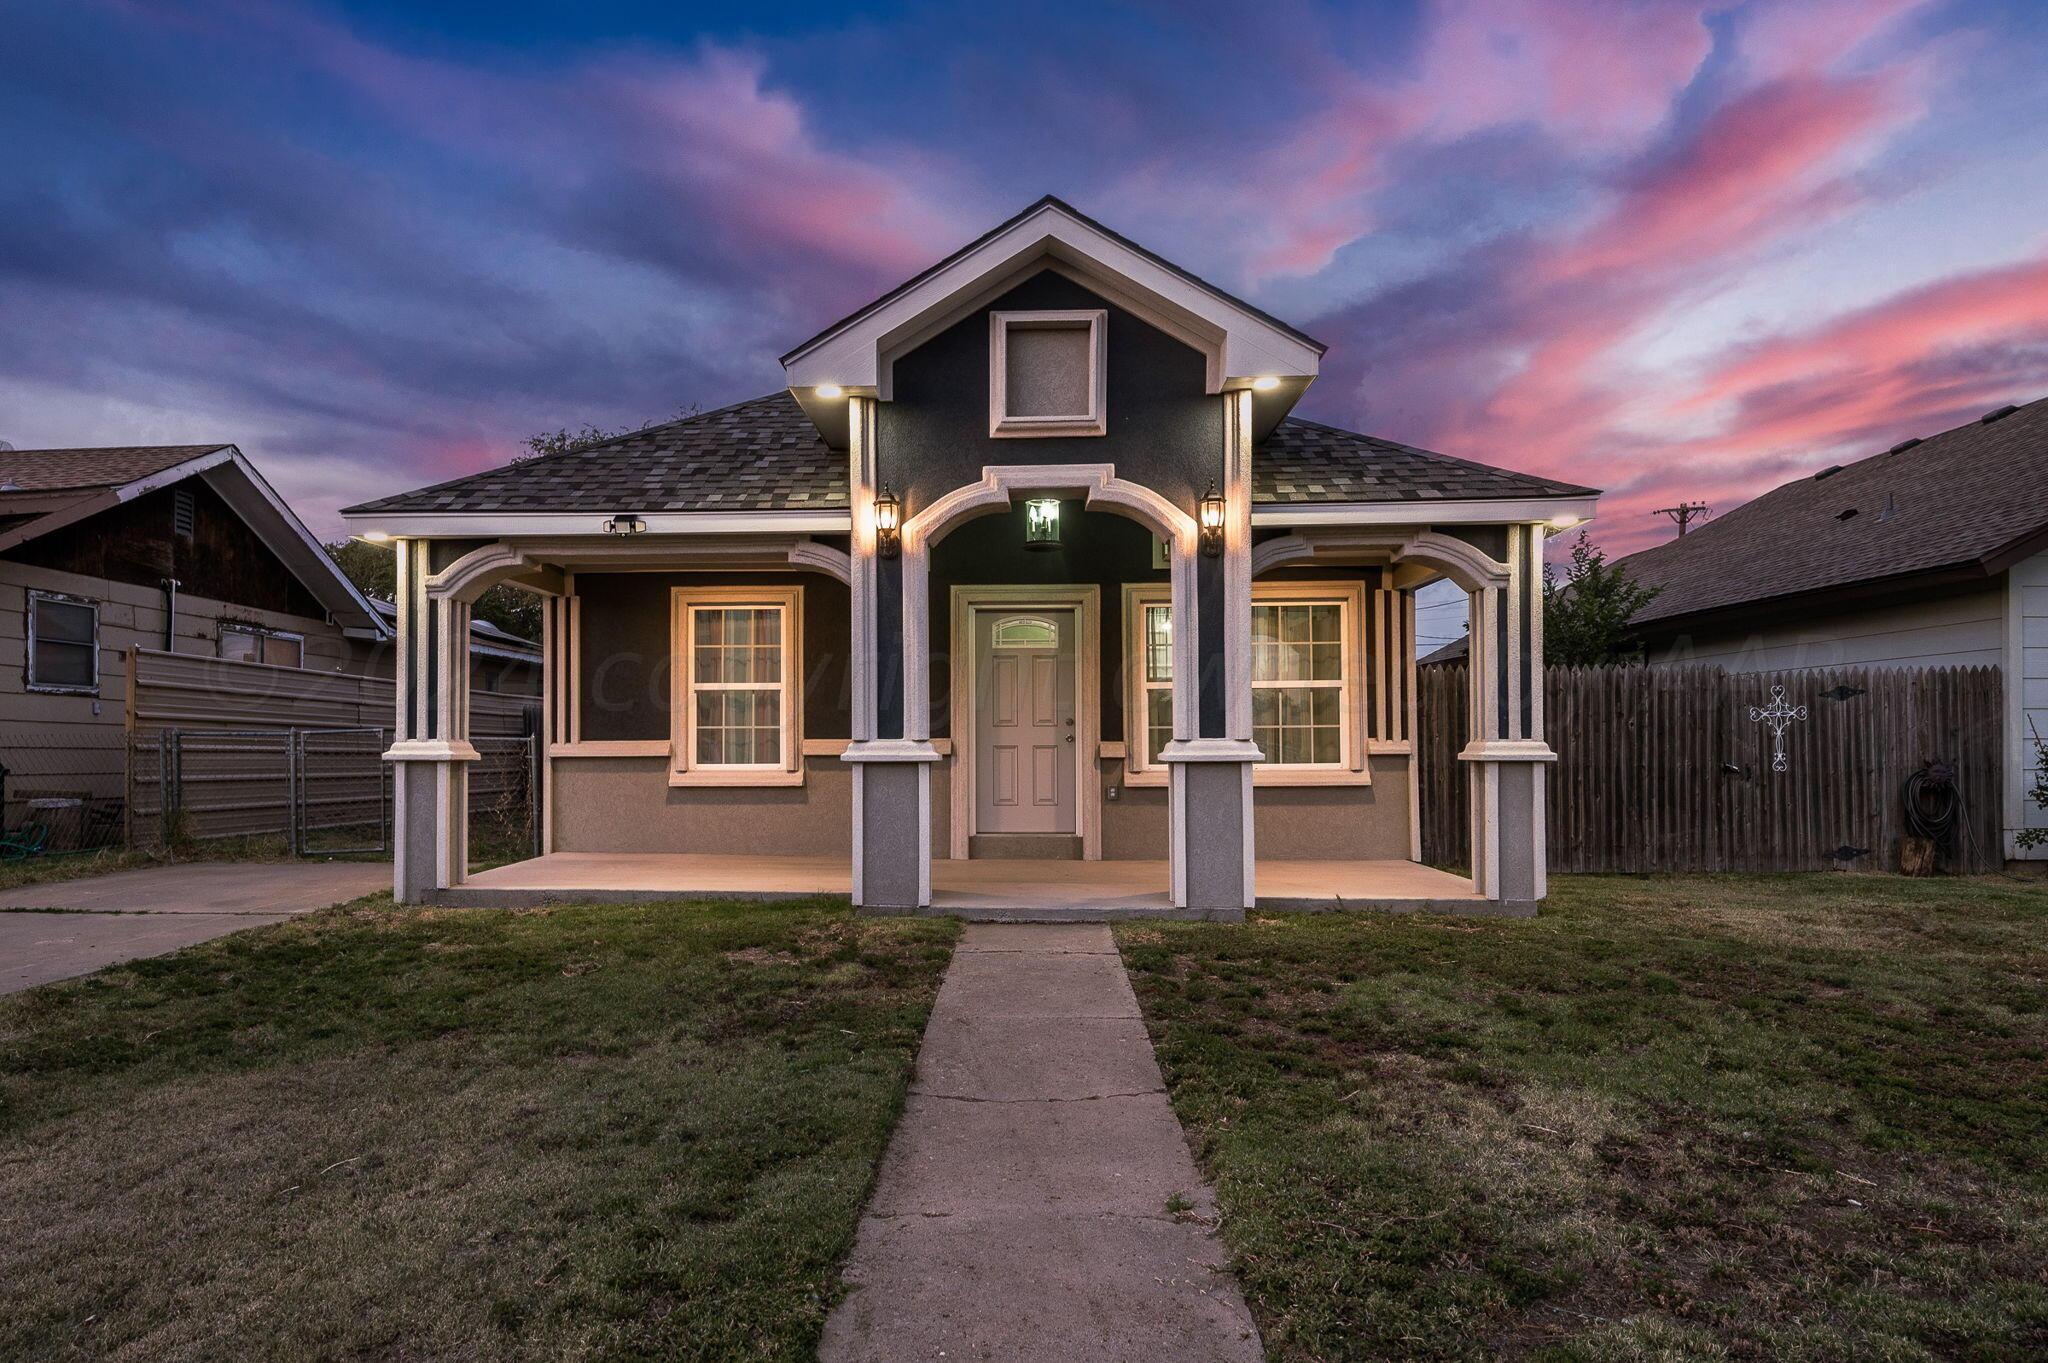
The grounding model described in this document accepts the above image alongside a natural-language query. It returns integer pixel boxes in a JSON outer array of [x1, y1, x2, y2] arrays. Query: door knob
[[1063, 735, 1073, 743]]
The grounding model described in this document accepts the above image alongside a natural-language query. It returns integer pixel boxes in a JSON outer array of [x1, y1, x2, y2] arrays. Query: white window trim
[[669, 584, 804, 787], [219, 621, 306, 668], [1121, 580, 1370, 788], [26, 589, 101, 696], [988, 308, 1107, 438]]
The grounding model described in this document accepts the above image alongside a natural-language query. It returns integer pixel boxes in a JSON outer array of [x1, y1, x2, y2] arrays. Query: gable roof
[[344, 390, 1590, 519], [782, 195, 1326, 367], [0, 444, 232, 493], [0, 444, 388, 636], [1620, 398, 2048, 629]]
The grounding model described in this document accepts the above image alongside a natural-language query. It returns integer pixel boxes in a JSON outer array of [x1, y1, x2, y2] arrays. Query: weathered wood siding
[[1420, 663, 2004, 873]]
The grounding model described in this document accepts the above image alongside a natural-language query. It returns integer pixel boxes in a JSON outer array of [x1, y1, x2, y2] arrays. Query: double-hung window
[[27, 590, 99, 694], [1123, 581, 1367, 784], [670, 586, 803, 786]]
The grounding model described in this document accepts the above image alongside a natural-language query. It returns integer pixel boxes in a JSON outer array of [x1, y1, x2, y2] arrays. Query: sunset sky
[[6, 0, 2047, 589]]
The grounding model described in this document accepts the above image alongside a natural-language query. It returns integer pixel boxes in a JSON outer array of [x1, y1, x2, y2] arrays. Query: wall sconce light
[[873, 485, 901, 558], [1198, 483, 1226, 557], [603, 512, 647, 536], [1023, 498, 1062, 551]]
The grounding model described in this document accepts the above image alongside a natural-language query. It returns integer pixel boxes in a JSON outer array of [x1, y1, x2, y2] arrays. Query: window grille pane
[[262, 636, 303, 668], [1145, 606, 1173, 682], [34, 640, 95, 688], [1146, 687, 1172, 764], [35, 599, 95, 645], [219, 629, 258, 662]]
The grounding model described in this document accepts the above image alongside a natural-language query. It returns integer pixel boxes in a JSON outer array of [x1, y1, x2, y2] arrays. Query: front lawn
[[1117, 875, 2048, 1361], [0, 895, 956, 1360]]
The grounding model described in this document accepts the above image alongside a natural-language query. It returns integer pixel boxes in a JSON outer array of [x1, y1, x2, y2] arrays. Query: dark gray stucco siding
[[572, 571, 851, 742], [875, 270, 1222, 512]]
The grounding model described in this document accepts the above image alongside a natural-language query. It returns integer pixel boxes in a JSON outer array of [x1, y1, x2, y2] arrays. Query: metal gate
[[290, 727, 390, 856]]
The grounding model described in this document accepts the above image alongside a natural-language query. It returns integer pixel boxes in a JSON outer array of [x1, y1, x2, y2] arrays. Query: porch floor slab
[[448, 853, 1501, 917]]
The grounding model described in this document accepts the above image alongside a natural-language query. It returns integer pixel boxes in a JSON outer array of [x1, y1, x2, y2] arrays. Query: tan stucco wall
[[551, 757, 852, 856]]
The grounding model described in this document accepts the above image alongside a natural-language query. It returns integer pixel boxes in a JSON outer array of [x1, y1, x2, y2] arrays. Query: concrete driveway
[[0, 861, 388, 995]]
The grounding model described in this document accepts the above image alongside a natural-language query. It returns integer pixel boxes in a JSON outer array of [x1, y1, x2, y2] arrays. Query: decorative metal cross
[[1748, 685, 1807, 773]]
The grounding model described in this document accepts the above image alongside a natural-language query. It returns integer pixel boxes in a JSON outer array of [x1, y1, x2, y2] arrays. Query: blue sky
[[6, 0, 2047, 635]]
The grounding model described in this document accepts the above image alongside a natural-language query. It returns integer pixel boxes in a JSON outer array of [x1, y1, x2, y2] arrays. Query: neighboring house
[[0, 444, 537, 839], [1419, 637, 1469, 666], [1617, 398, 2048, 859], [343, 197, 1598, 917]]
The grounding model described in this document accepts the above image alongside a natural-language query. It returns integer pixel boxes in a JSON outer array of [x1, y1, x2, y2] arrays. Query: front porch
[[441, 852, 1497, 921]]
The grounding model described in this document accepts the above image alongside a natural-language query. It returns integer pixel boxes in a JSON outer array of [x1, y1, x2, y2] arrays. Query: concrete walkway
[[0, 861, 387, 994], [820, 924, 1264, 1362]]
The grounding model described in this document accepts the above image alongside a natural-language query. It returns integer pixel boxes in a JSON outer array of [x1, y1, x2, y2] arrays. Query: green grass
[[0, 894, 957, 1360], [1116, 874, 2048, 1362]]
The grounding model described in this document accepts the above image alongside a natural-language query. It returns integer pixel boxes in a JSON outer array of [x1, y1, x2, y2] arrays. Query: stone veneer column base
[[844, 740, 942, 910], [386, 739, 478, 905], [1160, 739, 1258, 913]]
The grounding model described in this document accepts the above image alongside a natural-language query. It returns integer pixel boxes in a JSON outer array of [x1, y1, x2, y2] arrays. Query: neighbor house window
[[989, 309, 1106, 437], [1123, 581, 1367, 784], [219, 623, 304, 668], [670, 585, 803, 786], [27, 590, 99, 694]]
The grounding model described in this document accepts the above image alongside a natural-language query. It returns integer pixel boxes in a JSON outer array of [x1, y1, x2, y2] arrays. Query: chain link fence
[[1, 727, 127, 858]]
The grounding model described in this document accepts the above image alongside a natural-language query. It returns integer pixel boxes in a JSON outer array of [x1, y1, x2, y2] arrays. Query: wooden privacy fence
[[1418, 663, 2004, 874]]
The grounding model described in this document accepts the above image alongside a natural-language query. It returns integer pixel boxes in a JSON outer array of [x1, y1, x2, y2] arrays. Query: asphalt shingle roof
[[346, 394, 844, 516], [346, 392, 1591, 518], [0, 445, 229, 495], [1620, 397, 2048, 627], [1254, 418, 1595, 504]]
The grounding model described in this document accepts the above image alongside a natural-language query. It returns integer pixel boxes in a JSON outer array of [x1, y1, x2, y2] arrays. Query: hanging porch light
[[1023, 498, 1062, 551]]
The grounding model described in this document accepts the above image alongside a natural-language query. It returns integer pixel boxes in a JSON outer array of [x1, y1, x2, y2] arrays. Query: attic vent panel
[[172, 487, 196, 539], [990, 310, 1106, 438]]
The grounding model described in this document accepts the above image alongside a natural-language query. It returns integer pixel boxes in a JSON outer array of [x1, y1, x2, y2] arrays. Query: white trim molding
[[668, 583, 806, 788], [899, 463, 1198, 745], [988, 309, 1107, 438], [946, 584, 1103, 861], [1254, 495, 1598, 529], [782, 197, 1322, 399]]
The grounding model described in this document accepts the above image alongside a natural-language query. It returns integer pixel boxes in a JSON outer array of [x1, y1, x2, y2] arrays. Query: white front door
[[974, 609, 1077, 835]]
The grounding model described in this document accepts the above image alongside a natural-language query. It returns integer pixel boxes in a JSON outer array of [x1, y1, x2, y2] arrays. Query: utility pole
[[1652, 501, 1710, 537]]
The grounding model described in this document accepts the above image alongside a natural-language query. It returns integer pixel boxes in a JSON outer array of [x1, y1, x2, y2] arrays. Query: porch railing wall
[[1417, 662, 2005, 874]]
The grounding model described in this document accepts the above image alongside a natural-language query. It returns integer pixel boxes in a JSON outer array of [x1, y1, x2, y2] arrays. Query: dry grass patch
[[1117, 873, 2048, 1362], [0, 895, 957, 1361]]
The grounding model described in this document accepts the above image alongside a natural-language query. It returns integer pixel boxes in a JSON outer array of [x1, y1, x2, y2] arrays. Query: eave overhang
[[782, 197, 1324, 446]]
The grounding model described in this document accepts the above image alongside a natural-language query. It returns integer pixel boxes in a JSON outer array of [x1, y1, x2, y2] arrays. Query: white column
[[1458, 523, 1553, 904], [387, 538, 479, 902]]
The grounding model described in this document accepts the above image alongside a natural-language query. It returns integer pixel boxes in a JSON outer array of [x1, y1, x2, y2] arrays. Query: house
[[0, 443, 538, 844], [341, 197, 1598, 918], [1617, 398, 2048, 859]]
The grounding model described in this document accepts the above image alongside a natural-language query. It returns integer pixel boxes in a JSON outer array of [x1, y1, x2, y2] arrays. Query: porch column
[[1158, 389, 1259, 915], [386, 537, 478, 903], [1460, 523, 1554, 906], [843, 395, 939, 909]]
